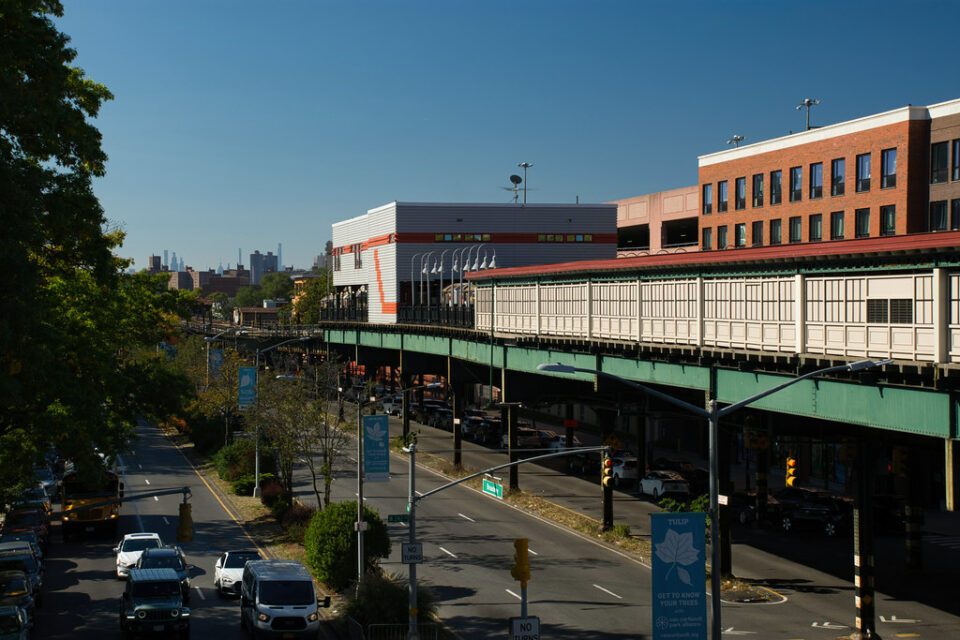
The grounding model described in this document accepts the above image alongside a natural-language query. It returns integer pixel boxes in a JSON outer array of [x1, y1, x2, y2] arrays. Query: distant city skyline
[[58, 1, 960, 270]]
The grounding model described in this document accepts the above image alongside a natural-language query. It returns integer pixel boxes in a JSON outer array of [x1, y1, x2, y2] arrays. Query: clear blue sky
[[59, 0, 959, 272]]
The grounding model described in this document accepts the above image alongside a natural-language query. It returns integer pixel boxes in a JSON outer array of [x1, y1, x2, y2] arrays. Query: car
[[651, 457, 696, 479], [213, 550, 262, 597], [135, 547, 192, 603], [0, 604, 30, 639], [0, 510, 48, 552], [0, 550, 41, 608], [461, 416, 485, 441], [776, 490, 850, 537], [501, 427, 540, 449], [609, 454, 641, 488], [119, 568, 190, 639], [0, 571, 34, 625], [568, 449, 602, 475], [541, 431, 583, 451], [429, 408, 453, 431], [475, 417, 503, 445], [0, 535, 42, 565], [240, 561, 325, 639], [33, 467, 59, 500], [638, 471, 690, 499], [115, 533, 163, 579], [380, 395, 401, 416], [13, 487, 52, 517], [728, 491, 778, 525]]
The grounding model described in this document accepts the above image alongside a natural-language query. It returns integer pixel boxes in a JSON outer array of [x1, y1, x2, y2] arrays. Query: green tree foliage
[[259, 271, 293, 301], [344, 572, 437, 628], [304, 501, 390, 591], [0, 1, 195, 496], [292, 274, 332, 324], [233, 285, 262, 309]]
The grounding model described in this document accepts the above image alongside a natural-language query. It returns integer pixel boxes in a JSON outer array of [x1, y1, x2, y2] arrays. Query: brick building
[[698, 97, 960, 252]]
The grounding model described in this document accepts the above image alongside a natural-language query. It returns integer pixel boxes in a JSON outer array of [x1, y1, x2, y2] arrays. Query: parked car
[[638, 471, 690, 499], [119, 568, 190, 639], [430, 408, 454, 431], [0, 570, 34, 625], [0, 535, 41, 565], [0, 510, 48, 552], [0, 604, 30, 639], [13, 487, 52, 517], [135, 547, 192, 603], [380, 395, 403, 416], [0, 548, 41, 608], [609, 454, 641, 488], [213, 550, 262, 597], [502, 427, 541, 449], [541, 432, 583, 451], [568, 449, 602, 475], [475, 417, 503, 446], [114, 532, 163, 579], [33, 467, 59, 500], [461, 416, 485, 441]]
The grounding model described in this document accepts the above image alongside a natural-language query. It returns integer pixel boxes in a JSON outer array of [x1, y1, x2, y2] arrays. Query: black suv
[[119, 568, 191, 638], [775, 488, 850, 537], [135, 547, 192, 603]]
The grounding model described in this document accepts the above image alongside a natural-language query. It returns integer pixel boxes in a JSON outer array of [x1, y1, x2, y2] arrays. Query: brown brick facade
[[929, 112, 960, 228]]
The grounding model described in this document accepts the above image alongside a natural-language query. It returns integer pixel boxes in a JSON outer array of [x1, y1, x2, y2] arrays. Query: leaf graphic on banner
[[366, 423, 386, 444], [655, 528, 700, 584], [677, 567, 692, 586]]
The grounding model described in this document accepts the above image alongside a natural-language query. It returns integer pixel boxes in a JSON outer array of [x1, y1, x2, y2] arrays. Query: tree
[[260, 271, 293, 301], [293, 275, 332, 324], [233, 285, 262, 309]]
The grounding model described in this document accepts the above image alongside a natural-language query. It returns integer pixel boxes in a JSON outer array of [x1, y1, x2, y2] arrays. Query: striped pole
[[853, 441, 878, 639]]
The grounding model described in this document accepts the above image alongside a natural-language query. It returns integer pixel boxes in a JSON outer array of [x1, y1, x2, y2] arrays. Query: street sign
[[482, 477, 503, 500], [651, 512, 707, 640], [510, 616, 540, 640], [363, 415, 390, 482], [718, 494, 728, 506], [401, 542, 423, 564], [238, 366, 257, 409], [388, 514, 409, 524]]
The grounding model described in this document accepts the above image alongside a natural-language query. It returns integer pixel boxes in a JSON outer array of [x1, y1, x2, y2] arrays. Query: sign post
[[510, 616, 541, 640], [482, 474, 504, 500], [650, 512, 707, 640]]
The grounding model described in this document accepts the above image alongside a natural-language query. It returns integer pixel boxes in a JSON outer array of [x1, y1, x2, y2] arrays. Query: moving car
[[638, 471, 690, 499], [115, 533, 163, 579], [119, 568, 190, 639], [213, 550, 262, 597], [776, 490, 850, 537], [0, 605, 30, 640], [501, 427, 541, 449], [135, 547, 192, 603], [240, 561, 326, 638], [609, 453, 641, 488]]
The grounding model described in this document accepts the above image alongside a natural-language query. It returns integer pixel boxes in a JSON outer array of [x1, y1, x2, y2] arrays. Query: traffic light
[[510, 538, 530, 586], [785, 456, 797, 487], [601, 456, 614, 488], [177, 502, 193, 543]]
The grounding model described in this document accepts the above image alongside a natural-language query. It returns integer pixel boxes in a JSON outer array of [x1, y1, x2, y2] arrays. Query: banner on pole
[[363, 414, 390, 482], [238, 366, 257, 409], [650, 511, 707, 640], [209, 348, 224, 379]]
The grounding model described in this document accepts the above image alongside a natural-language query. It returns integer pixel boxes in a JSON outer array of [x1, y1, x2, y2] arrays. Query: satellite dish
[[509, 174, 523, 185]]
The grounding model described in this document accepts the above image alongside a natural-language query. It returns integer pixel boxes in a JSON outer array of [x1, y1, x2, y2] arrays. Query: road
[[35, 422, 262, 640], [291, 406, 960, 638]]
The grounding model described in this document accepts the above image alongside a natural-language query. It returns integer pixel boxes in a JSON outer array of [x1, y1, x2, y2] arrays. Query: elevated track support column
[[947, 437, 960, 512], [853, 439, 879, 640]]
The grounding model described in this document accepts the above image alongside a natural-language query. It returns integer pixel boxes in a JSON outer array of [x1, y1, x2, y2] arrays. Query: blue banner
[[238, 366, 257, 409], [363, 415, 390, 482], [209, 348, 224, 379], [650, 512, 707, 640]]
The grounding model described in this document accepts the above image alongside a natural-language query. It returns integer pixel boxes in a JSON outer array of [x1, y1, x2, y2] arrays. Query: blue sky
[[59, 0, 959, 271]]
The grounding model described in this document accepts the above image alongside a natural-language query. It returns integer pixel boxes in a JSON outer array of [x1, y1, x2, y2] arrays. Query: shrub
[[282, 502, 315, 544], [231, 475, 255, 496], [259, 476, 283, 507], [304, 501, 390, 591], [270, 494, 292, 520], [214, 439, 256, 481], [344, 571, 436, 628]]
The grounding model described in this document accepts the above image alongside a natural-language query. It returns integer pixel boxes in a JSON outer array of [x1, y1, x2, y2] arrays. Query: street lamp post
[[342, 388, 378, 588], [253, 336, 310, 498], [537, 358, 891, 640]]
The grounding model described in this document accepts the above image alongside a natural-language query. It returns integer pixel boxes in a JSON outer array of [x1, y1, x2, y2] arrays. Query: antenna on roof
[[727, 135, 744, 148], [796, 98, 821, 131]]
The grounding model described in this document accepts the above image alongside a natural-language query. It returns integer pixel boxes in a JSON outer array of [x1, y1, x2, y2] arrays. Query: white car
[[214, 549, 262, 596], [638, 471, 690, 500], [114, 532, 162, 578]]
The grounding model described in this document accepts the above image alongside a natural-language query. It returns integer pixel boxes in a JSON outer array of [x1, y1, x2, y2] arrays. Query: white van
[[240, 560, 327, 638]]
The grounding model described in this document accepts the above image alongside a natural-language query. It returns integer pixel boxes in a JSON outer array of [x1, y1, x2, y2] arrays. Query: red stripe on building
[[373, 249, 397, 315]]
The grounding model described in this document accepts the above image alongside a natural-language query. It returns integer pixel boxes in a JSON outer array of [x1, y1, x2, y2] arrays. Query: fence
[[347, 618, 438, 640]]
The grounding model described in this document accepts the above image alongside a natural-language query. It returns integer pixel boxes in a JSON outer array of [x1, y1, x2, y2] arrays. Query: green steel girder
[[320, 327, 955, 440]]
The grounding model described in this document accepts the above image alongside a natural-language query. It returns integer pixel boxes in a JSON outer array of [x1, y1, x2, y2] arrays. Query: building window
[[718, 181, 728, 212], [931, 141, 949, 183], [353, 244, 362, 269], [855, 208, 870, 238], [953, 199, 960, 231], [717, 225, 728, 249], [702, 227, 712, 250], [868, 299, 913, 325], [881, 148, 897, 188], [830, 211, 844, 240], [333, 251, 341, 271], [810, 163, 823, 199], [752, 174, 764, 207], [770, 170, 782, 205], [752, 220, 763, 246], [809, 214, 823, 242], [831, 158, 845, 196], [789, 216, 802, 243], [880, 205, 896, 236], [953, 140, 960, 181], [735, 177, 746, 210], [770, 219, 782, 245], [702, 184, 713, 214], [856, 153, 871, 192], [735, 223, 746, 247], [789, 166, 802, 202], [930, 200, 948, 231]]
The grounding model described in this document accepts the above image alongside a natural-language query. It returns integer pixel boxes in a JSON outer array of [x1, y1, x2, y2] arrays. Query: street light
[[339, 386, 378, 588], [253, 336, 310, 497], [537, 357, 891, 640]]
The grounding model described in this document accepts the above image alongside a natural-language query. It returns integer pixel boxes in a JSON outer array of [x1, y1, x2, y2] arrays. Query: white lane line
[[194, 586, 205, 600], [593, 584, 623, 599], [528, 548, 539, 556], [144, 478, 151, 485], [138, 464, 142, 469], [153, 496, 159, 502], [415, 490, 424, 497], [438, 546, 457, 559], [457, 513, 475, 523], [505, 589, 521, 600], [162, 517, 170, 525]]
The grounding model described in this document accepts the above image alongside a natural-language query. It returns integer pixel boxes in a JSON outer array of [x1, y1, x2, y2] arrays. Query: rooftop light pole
[[797, 97, 821, 131], [536, 357, 892, 640], [726, 135, 744, 148], [517, 162, 533, 205]]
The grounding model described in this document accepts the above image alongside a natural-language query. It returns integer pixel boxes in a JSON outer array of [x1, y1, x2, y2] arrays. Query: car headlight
[[257, 612, 270, 622], [307, 612, 319, 622]]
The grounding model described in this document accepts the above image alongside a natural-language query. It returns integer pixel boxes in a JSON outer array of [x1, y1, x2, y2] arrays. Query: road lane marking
[[528, 548, 538, 556], [593, 584, 622, 599], [153, 496, 159, 501], [505, 589, 521, 600], [144, 478, 150, 485], [438, 546, 457, 558], [194, 586, 205, 600], [457, 513, 475, 522], [880, 615, 920, 624], [415, 490, 423, 497], [811, 622, 847, 630], [163, 517, 170, 525]]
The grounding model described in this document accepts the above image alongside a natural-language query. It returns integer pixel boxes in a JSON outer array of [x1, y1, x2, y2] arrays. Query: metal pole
[[357, 398, 364, 588], [205, 339, 210, 389], [708, 401, 721, 640], [408, 445, 419, 640], [253, 348, 261, 498]]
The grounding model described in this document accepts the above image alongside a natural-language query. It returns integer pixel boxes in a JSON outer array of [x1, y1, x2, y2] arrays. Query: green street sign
[[388, 514, 410, 524], [482, 478, 503, 500]]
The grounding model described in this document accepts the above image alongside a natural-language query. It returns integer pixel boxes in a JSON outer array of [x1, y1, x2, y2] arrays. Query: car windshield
[[0, 556, 35, 574], [259, 580, 314, 605], [0, 613, 21, 633], [0, 575, 28, 597], [131, 581, 181, 598], [5, 512, 42, 527], [21, 489, 45, 501], [141, 555, 184, 571], [224, 553, 259, 569], [122, 539, 160, 553], [34, 468, 54, 482]]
